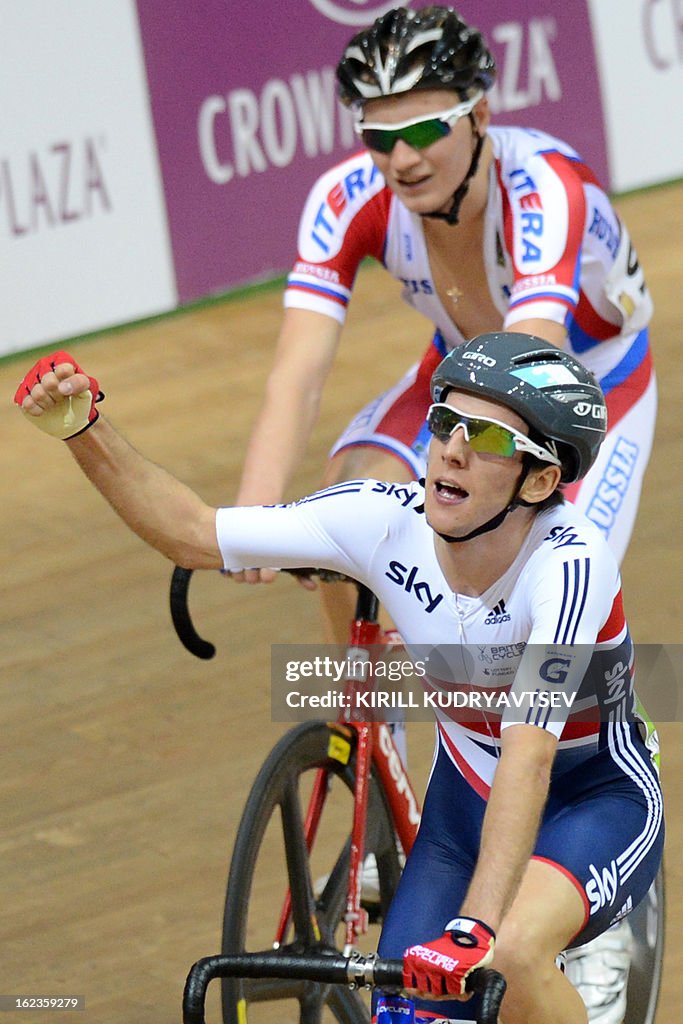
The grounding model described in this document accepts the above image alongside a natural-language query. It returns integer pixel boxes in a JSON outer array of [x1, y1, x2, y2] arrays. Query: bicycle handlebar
[[182, 951, 506, 1024], [170, 565, 356, 660], [174, 568, 507, 1020], [170, 566, 216, 660]]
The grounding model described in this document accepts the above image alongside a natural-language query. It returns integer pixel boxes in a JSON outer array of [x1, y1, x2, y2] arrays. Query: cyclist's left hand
[[403, 917, 496, 998]]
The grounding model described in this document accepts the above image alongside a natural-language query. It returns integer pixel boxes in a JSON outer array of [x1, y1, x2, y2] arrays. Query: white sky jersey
[[285, 126, 652, 383], [216, 481, 634, 797]]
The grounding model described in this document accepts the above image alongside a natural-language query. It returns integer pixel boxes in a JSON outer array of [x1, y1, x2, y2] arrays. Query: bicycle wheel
[[624, 864, 665, 1024], [221, 720, 403, 1024]]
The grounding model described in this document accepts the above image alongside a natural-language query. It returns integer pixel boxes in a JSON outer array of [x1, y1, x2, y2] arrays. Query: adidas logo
[[484, 598, 511, 625]]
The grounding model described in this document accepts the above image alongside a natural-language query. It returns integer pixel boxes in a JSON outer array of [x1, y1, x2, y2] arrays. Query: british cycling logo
[[307, 0, 401, 26]]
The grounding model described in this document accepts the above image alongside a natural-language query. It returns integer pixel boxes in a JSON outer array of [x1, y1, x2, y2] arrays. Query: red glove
[[14, 350, 103, 439], [403, 917, 496, 998]]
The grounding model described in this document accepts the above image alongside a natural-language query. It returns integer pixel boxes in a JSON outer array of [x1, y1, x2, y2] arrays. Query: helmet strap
[[423, 116, 485, 227], [433, 464, 534, 544]]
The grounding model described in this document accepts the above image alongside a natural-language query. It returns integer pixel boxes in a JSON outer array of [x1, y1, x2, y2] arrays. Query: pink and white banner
[[134, 0, 607, 304], [4, 1, 680, 354]]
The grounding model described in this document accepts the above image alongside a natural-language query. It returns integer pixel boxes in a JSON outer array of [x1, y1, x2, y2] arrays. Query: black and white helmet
[[430, 333, 608, 483], [336, 5, 496, 108]]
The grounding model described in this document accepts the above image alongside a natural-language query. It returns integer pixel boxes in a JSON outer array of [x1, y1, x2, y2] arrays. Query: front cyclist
[[15, 333, 664, 1024], [234, 14, 656, 1011]]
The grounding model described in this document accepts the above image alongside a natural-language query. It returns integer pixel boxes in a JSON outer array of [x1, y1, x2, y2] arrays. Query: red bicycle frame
[[274, 589, 422, 951]]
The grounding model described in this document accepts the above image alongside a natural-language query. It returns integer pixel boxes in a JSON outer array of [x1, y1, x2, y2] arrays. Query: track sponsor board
[[135, 0, 606, 303]]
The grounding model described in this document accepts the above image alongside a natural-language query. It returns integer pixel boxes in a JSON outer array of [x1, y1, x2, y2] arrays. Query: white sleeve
[[215, 481, 385, 581], [283, 152, 385, 324]]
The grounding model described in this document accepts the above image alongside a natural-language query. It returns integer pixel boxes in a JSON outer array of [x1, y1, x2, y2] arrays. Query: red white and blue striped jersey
[[285, 126, 652, 383], [216, 480, 634, 797]]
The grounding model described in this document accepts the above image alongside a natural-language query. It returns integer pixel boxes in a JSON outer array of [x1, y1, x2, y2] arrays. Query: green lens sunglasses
[[356, 92, 483, 154], [427, 403, 561, 466]]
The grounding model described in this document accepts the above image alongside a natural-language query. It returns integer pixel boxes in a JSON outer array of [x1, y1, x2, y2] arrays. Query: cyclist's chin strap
[[437, 496, 531, 544], [423, 118, 485, 227], [421, 466, 535, 545]]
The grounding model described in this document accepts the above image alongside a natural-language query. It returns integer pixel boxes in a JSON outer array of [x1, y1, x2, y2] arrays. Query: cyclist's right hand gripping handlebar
[[403, 917, 496, 997], [182, 951, 506, 1024]]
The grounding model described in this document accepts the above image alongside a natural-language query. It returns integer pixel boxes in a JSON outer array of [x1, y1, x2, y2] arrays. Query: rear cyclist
[[236, 4, 654, 594], [15, 333, 664, 1024]]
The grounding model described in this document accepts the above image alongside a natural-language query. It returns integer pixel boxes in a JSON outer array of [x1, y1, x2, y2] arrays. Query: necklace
[[425, 222, 467, 306], [426, 237, 465, 305]]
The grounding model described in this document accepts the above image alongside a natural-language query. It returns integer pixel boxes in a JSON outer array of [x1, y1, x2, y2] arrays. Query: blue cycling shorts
[[376, 722, 663, 1022]]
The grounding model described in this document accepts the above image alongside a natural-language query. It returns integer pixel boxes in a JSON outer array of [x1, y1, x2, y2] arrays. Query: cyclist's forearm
[[66, 418, 222, 569], [235, 307, 342, 506], [236, 385, 322, 506], [459, 727, 555, 929]]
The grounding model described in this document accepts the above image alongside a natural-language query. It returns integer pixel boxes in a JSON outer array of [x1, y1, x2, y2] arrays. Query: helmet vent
[[511, 349, 564, 367]]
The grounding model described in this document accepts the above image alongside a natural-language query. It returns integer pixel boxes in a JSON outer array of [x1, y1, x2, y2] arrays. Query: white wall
[[589, 0, 683, 192], [0, 0, 177, 356]]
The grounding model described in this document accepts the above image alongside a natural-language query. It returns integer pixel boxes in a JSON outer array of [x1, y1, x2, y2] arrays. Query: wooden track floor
[[2, 182, 682, 1022]]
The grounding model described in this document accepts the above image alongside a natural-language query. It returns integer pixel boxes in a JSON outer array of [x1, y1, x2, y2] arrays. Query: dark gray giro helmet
[[336, 5, 496, 108], [430, 333, 608, 483]]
